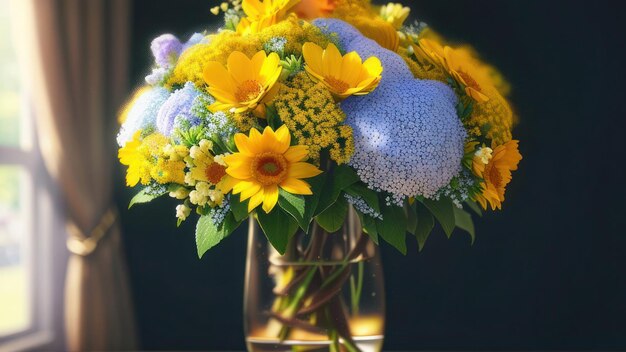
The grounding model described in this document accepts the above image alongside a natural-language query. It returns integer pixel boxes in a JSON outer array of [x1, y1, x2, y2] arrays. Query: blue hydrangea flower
[[342, 80, 466, 201], [182, 33, 206, 51], [116, 87, 170, 146], [157, 82, 203, 136], [314, 19, 466, 201]]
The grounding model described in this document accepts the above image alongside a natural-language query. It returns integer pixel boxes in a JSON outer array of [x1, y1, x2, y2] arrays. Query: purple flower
[[151, 34, 183, 68]]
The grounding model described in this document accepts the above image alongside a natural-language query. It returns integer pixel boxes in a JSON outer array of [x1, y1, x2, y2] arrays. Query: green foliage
[[465, 200, 483, 217], [230, 194, 250, 222], [256, 207, 299, 254], [376, 204, 407, 254], [314, 164, 360, 216], [414, 202, 434, 251], [128, 184, 170, 209], [345, 183, 380, 213], [355, 209, 379, 244], [196, 213, 241, 258], [278, 189, 308, 230], [453, 207, 476, 244], [405, 202, 418, 235], [422, 197, 456, 237], [316, 195, 348, 233]]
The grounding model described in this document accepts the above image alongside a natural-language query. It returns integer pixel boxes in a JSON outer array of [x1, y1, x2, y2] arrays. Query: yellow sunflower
[[223, 125, 322, 213], [187, 140, 237, 193], [473, 140, 522, 210], [203, 50, 282, 115], [302, 42, 383, 100], [419, 39, 491, 102]]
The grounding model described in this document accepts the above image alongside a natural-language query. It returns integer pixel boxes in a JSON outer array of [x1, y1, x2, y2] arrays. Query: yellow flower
[[349, 16, 399, 52], [419, 39, 490, 102], [118, 130, 152, 186], [118, 131, 186, 187], [187, 139, 237, 194], [302, 42, 383, 100], [379, 2, 410, 29], [473, 140, 522, 210], [203, 50, 282, 114], [236, 0, 300, 34], [223, 125, 322, 213]]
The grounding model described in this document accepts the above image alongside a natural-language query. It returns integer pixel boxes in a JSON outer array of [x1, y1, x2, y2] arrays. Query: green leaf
[[278, 189, 308, 230], [128, 187, 166, 209], [196, 213, 241, 258], [361, 213, 379, 244], [302, 173, 326, 228], [376, 204, 407, 254], [453, 207, 476, 244], [256, 208, 299, 254], [422, 198, 455, 238], [345, 183, 380, 213], [314, 165, 360, 216], [414, 202, 434, 251], [405, 202, 418, 235], [230, 194, 250, 222], [316, 195, 349, 233], [465, 200, 483, 217]]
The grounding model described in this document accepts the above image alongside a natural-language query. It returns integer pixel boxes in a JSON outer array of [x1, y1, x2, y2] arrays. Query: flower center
[[486, 163, 503, 189], [458, 71, 481, 92], [324, 76, 350, 93], [251, 152, 288, 186], [235, 80, 264, 102], [205, 163, 227, 184]]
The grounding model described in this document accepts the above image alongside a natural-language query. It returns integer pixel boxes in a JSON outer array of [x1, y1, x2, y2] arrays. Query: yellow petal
[[218, 175, 238, 193], [280, 178, 312, 195], [283, 145, 309, 162], [322, 43, 342, 77], [227, 51, 254, 84], [288, 162, 321, 179], [340, 52, 364, 86], [233, 133, 254, 156], [302, 42, 324, 74], [273, 125, 291, 152], [226, 162, 253, 179], [362, 56, 383, 77], [248, 186, 265, 212], [262, 185, 279, 213], [203, 61, 237, 93]]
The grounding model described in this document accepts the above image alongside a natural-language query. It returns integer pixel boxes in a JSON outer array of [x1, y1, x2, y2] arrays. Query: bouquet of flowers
[[117, 0, 521, 256]]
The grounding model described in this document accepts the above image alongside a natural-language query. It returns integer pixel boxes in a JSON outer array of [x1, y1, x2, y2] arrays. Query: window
[[0, 1, 58, 349]]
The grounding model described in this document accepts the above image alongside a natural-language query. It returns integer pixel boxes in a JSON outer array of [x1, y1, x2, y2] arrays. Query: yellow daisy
[[203, 50, 282, 115], [187, 140, 237, 193], [419, 39, 491, 102], [302, 42, 383, 100], [223, 125, 322, 213], [473, 140, 522, 210]]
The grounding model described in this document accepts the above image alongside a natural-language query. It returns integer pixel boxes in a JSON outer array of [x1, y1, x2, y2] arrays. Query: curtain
[[11, 0, 137, 350]]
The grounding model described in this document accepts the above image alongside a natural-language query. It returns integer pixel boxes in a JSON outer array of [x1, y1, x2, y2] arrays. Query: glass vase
[[244, 205, 385, 352]]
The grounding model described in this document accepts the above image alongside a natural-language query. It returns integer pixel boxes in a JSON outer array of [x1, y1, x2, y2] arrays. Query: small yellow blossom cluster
[[118, 131, 187, 187], [183, 139, 230, 208], [273, 73, 354, 164], [469, 87, 514, 145]]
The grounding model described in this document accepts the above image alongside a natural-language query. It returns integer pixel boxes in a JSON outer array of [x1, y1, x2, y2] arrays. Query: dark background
[[116, 0, 626, 350]]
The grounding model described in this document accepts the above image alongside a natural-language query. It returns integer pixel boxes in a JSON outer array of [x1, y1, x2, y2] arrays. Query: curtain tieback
[[66, 207, 118, 256]]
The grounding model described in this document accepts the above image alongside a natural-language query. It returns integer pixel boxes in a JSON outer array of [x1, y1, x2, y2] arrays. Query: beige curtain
[[11, 0, 137, 350]]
